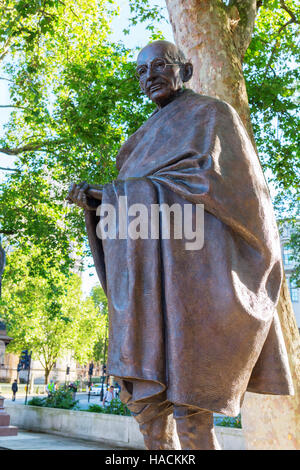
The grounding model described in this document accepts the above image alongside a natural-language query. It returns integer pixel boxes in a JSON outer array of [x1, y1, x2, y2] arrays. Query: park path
[[0, 429, 122, 450]]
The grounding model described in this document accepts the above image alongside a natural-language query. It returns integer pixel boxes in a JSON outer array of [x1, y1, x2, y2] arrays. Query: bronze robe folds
[[86, 90, 293, 416]]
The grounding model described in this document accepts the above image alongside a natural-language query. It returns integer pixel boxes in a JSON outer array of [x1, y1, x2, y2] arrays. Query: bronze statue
[[68, 41, 294, 450]]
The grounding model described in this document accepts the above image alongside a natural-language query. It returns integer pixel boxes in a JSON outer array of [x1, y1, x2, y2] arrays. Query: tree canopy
[[0, 0, 153, 275], [243, 1, 299, 215], [90, 285, 109, 364]]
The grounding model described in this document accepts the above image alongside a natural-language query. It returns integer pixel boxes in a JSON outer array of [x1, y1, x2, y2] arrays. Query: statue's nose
[[145, 64, 156, 79], [145, 68, 158, 91]]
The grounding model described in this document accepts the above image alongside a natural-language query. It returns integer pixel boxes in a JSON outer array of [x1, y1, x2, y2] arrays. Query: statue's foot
[[174, 407, 222, 450]]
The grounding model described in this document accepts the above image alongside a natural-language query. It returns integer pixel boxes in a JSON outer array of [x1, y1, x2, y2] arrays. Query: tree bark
[[45, 368, 50, 385], [0, 138, 67, 156], [165, 0, 299, 450]]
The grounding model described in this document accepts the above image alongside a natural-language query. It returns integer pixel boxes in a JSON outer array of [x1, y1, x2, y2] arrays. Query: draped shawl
[[85, 89, 293, 416]]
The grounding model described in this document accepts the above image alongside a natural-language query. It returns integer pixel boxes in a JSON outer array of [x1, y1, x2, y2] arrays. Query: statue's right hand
[[67, 182, 99, 211]]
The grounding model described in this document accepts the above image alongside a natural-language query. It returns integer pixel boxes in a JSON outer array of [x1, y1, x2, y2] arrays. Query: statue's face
[[137, 43, 184, 108]]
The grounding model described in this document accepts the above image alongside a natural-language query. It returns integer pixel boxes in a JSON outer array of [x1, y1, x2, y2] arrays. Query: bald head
[[136, 41, 193, 109], [137, 40, 187, 65]]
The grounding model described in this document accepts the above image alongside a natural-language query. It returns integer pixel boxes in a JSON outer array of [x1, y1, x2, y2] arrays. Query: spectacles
[[135, 57, 183, 80]]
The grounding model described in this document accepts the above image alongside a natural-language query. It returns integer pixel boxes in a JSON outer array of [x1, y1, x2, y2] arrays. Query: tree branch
[[0, 77, 13, 82], [0, 138, 67, 155], [264, 16, 297, 76], [0, 167, 20, 172], [0, 105, 28, 110], [0, 36, 13, 62], [280, 0, 300, 24], [58, 0, 80, 19], [228, 0, 258, 59]]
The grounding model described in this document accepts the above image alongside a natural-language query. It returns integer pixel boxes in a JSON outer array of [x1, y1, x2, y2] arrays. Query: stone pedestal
[[0, 396, 18, 436]]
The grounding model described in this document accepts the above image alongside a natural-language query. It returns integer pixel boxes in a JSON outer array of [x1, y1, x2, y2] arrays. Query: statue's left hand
[[67, 182, 101, 211]]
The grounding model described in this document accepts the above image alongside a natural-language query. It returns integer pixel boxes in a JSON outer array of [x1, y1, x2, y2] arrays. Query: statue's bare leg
[[119, 379, 178, 450], [139, 410, 180, 450], [174, 406, 221, 450], [126, 401, 179, 449]]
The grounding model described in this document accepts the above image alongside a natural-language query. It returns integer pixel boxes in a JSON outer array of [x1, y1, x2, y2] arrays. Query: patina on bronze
[[68, 41, 294, 450]]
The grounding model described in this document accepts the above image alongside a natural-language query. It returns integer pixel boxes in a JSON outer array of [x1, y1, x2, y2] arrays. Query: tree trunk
[[45, 368, 50, 385], [165, 0, 299, 450]]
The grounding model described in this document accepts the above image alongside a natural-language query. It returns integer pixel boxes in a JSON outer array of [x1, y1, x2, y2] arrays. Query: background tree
[[0, 235, 5, 296], [90, 285, 109, 364], [290, 227, 300, 288], [0, 247, 105, 383], [0, 0, 153, 277]]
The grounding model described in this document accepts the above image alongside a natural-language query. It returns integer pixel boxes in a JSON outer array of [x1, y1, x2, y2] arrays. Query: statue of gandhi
[[67, 40, 293, 450]]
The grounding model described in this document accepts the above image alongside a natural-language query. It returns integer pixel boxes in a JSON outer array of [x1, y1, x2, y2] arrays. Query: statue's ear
[[182, 62, 193, 83]]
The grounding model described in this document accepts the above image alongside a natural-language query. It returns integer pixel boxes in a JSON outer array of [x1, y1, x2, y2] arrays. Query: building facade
[[1, 349, 103, 389], [0, 321, 12, 383]]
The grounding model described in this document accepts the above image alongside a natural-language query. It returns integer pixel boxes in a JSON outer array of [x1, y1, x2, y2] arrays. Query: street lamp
[[88, 362, 93, 403], [100, 322, 108, 402]]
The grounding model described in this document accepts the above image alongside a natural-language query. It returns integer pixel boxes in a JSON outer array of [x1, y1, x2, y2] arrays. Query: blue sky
[[110, 0, 173, 49]]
